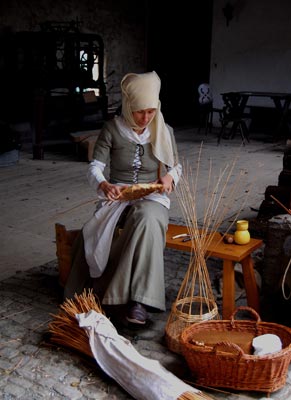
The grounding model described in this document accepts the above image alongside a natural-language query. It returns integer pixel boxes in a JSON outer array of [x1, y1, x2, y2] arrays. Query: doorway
[[146, 0, 213, 127]]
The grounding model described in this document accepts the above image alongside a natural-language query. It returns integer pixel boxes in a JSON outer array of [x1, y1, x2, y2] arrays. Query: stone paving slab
[[1, 248, 291, 400]]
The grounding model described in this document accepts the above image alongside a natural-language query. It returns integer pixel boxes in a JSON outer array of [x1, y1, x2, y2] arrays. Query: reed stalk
[[166, 143, 253, 354]]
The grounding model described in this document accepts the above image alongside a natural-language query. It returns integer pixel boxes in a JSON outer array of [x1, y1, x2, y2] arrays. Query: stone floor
[[1, 127, 291, 399]]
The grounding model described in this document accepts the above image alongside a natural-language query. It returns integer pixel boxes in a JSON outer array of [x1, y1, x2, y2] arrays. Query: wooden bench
[[70, 129, 101, 161], [55, 222, 263, 319]]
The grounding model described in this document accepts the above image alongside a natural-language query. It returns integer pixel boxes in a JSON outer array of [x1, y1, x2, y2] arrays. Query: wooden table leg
[[241, 255, 260, 313], [222, 259, 235, 319]]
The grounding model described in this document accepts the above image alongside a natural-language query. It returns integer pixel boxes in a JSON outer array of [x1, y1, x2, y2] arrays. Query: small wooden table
[[166, 224, 263, 319]]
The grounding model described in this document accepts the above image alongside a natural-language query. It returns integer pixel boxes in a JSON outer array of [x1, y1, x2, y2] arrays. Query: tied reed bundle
[[49, 290, 213, 400], [178, 392, 213, 400], [166, 144, 253, 354], [177, 393, 213, 399], [48, 289, 103, 357]]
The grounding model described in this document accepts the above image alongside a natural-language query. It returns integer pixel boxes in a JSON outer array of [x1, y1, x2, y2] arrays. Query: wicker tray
[[116, 183, 163, 201], [180, 306, 291, 394]]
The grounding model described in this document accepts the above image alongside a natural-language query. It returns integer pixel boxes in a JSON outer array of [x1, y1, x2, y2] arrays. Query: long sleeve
[[167, 163, 182, 186], [166, 125, 182, 187], [87, 160, 107, 192]]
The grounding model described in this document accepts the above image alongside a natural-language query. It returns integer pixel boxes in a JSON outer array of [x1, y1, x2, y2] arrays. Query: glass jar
[[234, 220, 250, 245]]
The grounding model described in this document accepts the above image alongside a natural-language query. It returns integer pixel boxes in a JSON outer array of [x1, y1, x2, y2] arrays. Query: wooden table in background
[[221, 91, 291, 140]]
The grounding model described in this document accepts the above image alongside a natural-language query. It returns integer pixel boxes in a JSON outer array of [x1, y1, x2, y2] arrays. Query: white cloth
[[121, 71, 160, 114], [83, 190, 171, 278], [83, 201, 130, 278], [252, 334, 282, 356], [149, 102, 175, 167], [76, 310, 201, 400], [87, 159, 106, 191], [116, 116, 152, 144]]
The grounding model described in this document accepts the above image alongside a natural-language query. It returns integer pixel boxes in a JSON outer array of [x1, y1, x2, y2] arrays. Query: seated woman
[[64, 71, 182, 326]]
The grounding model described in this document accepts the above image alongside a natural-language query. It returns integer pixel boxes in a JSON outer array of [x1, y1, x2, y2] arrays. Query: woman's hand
[[158, 174, 174, 194], [99, 181, 124, 201]]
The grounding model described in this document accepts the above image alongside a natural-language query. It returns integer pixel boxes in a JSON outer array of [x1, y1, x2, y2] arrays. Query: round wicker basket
[[165, 296, 219, 354]]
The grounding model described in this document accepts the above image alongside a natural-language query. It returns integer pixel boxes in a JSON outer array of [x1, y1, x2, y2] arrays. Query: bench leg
[[241, 255, 260, 313], [222, 259, 235, 319]]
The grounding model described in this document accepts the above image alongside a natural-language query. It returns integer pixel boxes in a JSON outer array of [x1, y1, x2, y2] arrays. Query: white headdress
[[121, 71, 174, 167]]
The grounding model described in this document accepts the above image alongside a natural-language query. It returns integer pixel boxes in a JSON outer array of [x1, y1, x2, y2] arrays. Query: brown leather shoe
[[126, 302, 147, 325]]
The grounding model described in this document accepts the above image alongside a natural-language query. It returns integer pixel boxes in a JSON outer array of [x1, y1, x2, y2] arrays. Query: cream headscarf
[[121, 71, 174, 167]]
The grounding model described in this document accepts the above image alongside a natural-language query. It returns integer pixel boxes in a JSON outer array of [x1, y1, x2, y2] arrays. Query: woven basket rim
[[180, 312, 291, 360], [179, 307, 291, 392], [171, 296, 219, 323]]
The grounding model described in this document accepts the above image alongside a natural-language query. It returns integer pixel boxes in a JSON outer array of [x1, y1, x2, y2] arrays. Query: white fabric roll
[[76, 310, 201, 400]]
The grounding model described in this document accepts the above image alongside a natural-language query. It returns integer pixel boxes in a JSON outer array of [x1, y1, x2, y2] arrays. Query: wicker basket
[[165, 296, 219, 354], [180, 306, 291, 394]]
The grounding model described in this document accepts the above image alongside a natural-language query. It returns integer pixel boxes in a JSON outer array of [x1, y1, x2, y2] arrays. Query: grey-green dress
[[64, 118, 179, 311]]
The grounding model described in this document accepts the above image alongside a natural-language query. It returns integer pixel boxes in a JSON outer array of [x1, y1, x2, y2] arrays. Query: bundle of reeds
[[48, 290, 213, 400], [179, 392, 213, 400], [166, 144, 253, 354], [48, 289, 102, 357]]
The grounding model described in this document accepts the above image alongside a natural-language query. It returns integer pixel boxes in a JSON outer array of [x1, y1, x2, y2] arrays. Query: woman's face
[[132, 108, 156, 130]]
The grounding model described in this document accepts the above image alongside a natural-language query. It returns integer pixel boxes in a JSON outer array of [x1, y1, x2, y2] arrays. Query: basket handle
[[212, 341, 245, 359], [230, 306, 261, 327]]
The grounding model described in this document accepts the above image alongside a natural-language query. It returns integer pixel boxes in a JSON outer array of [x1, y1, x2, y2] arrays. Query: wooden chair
[[197, 83, 223, 135]]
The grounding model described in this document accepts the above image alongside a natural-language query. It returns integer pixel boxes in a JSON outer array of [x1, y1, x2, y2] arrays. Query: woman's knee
[[130, 201, 168, 225]]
